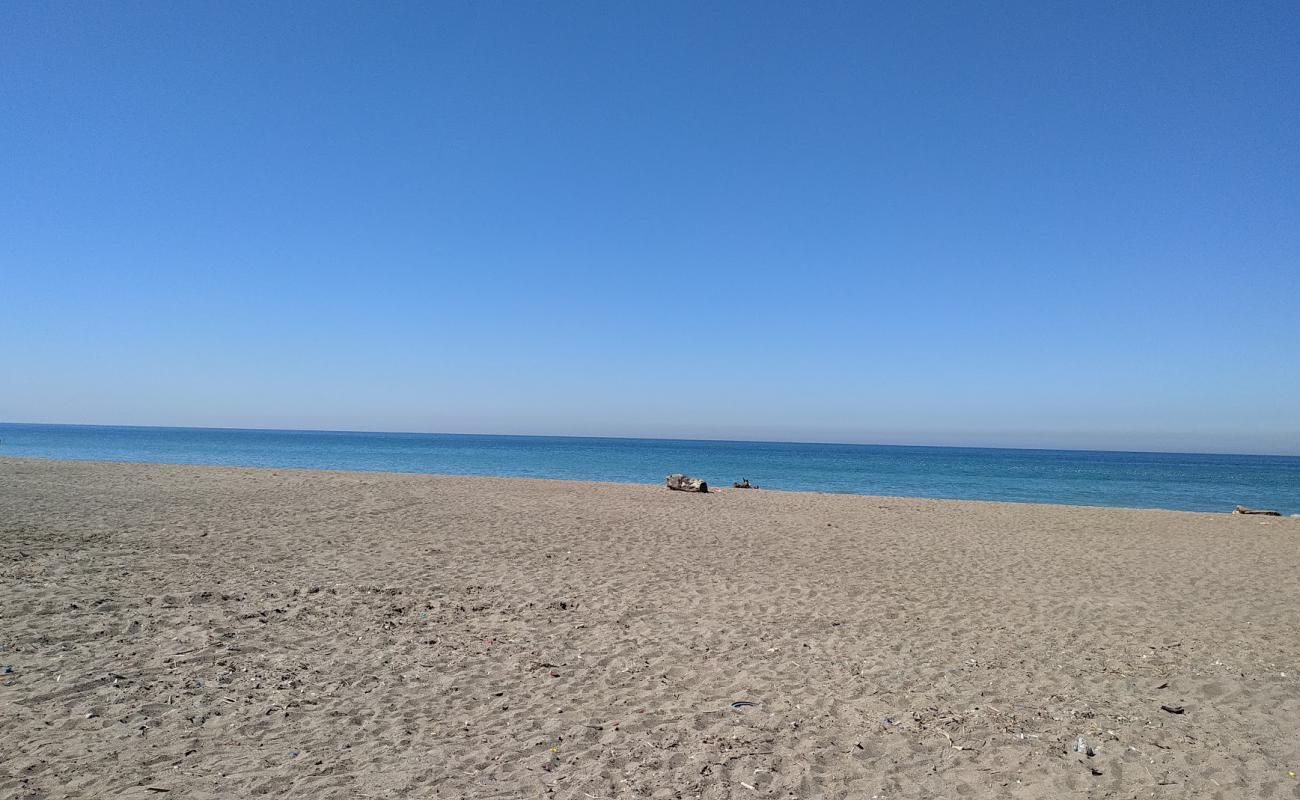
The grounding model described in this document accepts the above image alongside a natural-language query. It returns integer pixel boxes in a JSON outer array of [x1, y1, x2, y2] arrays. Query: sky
[[1, 1, 1298, 454]]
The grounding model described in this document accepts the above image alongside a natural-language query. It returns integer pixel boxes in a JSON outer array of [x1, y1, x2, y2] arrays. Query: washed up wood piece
[[666, 474, 708, 493], [1234, 505, 1281, 516]]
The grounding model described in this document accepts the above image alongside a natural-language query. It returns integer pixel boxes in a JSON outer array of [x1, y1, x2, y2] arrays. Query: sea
[[1, 422, 1297, 515]]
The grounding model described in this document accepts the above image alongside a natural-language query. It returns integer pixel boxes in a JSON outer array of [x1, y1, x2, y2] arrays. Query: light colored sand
[[2, 457, 1299, 800]]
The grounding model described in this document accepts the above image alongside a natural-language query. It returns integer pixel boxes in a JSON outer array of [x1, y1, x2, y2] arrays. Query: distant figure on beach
[[733, 478, 753, 489]]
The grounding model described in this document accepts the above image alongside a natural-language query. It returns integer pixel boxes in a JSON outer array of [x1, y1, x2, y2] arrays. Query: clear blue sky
[[2, 2, 1297, 454]]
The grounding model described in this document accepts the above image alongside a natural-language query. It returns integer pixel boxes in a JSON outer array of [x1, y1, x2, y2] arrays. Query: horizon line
[[3, 419, 1298, 460]]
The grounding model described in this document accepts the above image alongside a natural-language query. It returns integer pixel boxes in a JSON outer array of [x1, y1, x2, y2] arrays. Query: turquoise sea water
[[1, 423, 1297, 514]]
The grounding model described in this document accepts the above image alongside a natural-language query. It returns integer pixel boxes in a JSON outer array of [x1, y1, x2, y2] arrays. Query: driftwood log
[[666, 474, 708, 493], [1234, 505, 1281, 516]]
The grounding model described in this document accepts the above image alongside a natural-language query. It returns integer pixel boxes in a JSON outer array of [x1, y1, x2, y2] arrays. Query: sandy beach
[[2, 457, 1298, 799]]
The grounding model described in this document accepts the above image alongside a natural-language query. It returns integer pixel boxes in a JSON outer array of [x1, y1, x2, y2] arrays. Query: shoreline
[[1, 455, 1284, 518]]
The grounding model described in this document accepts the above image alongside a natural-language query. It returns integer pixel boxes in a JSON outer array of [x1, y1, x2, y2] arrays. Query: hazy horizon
[[4, 419, 1298, 459]]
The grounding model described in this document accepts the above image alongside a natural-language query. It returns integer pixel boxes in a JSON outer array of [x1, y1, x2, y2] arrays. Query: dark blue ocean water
[[1, 423, 1297, 514]]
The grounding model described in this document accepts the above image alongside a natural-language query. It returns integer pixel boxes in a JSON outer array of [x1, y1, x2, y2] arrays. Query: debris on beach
[[1234, 505, 1281, 516], [666, 474, 708, 493]]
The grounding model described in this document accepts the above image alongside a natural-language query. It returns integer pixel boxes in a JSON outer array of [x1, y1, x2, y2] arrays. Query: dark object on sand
[[1234, 505, 1281, 516], [733, 478, 754, 489], [730, 700, 756, 709], [666, 474, 708, 493], [1160, 704, 1185, 714]]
